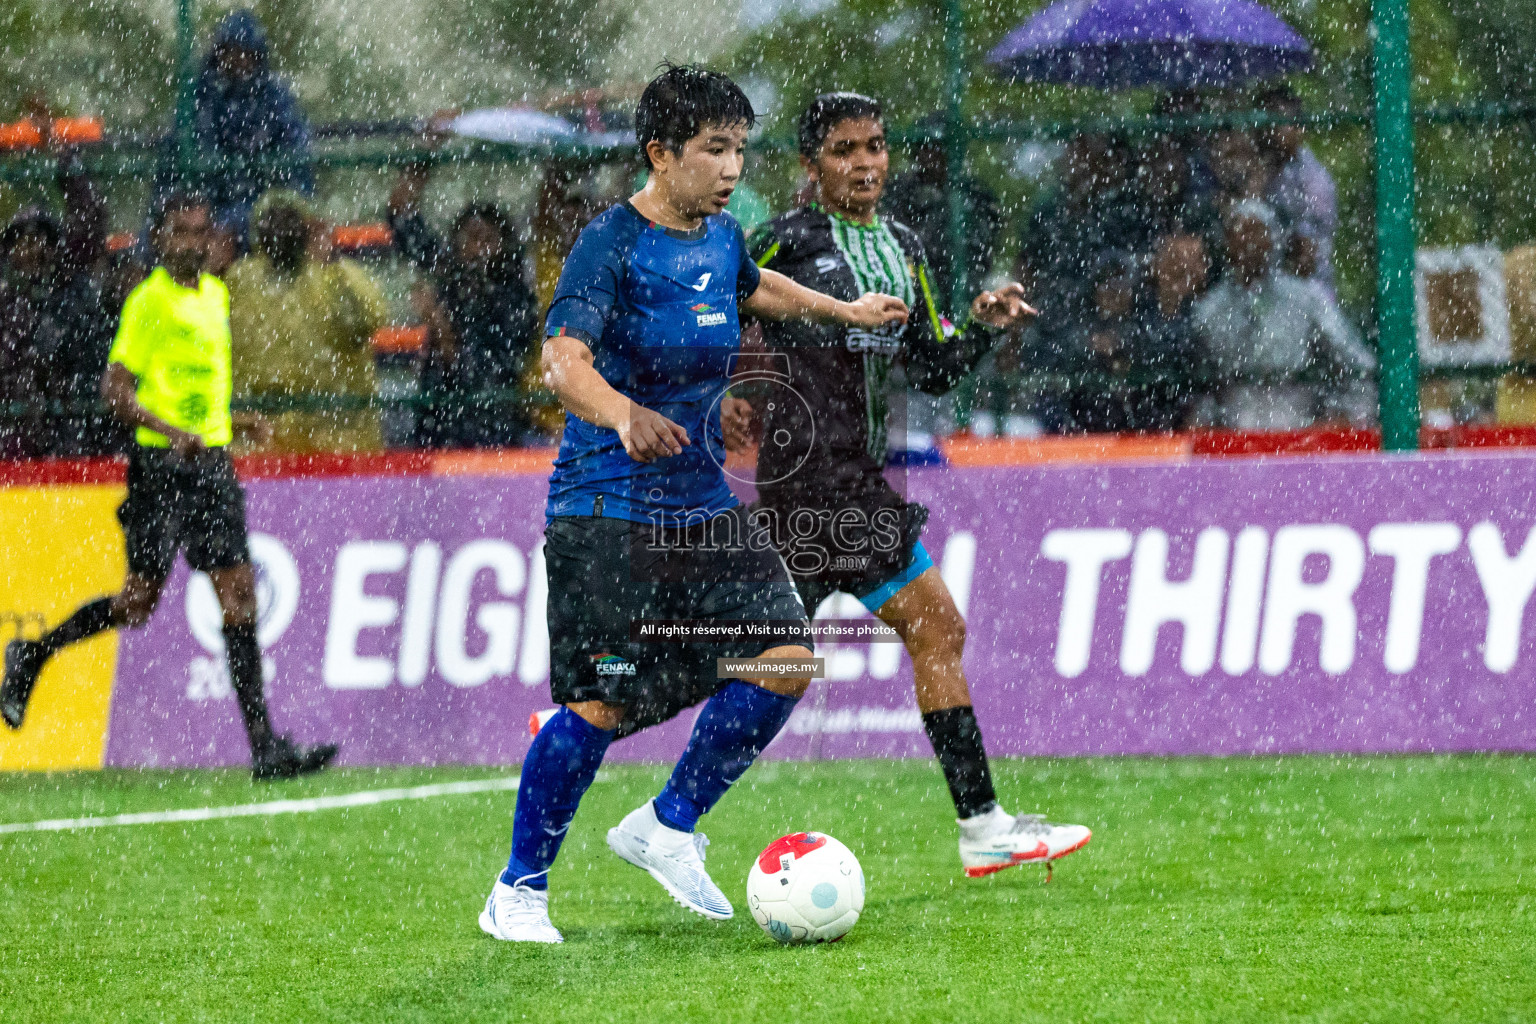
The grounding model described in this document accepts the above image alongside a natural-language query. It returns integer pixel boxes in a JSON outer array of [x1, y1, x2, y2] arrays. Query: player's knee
[[213, 567, 258, 626], [221, 599, 257, 628], [750, 644, 815, 699], [566, 701, 626, 732]]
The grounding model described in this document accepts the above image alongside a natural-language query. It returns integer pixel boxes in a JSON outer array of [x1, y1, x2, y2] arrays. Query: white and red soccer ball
[[746, 832, 864, 944]]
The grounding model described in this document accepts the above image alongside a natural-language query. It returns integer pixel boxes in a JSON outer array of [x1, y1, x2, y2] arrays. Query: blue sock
[[501, 707, 613, 890], [653, 681, 799, 832]]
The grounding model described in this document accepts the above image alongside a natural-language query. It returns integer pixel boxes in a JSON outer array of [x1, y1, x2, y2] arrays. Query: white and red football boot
[[958, 806, 1091, 878]]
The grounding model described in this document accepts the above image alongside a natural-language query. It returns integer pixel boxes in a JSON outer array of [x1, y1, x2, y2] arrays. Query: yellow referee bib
[[106, 267, 233, 448]]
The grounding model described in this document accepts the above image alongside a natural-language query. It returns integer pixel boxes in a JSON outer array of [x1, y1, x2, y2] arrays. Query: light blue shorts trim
[[857, 540, 934, 613]]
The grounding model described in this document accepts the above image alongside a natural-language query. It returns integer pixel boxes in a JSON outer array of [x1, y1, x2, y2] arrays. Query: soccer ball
[[746, 832, 864, 944]]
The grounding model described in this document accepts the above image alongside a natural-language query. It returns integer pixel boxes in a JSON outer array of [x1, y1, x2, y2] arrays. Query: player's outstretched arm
[[742, 267, 909, 329], [541, 333, 690, 463]]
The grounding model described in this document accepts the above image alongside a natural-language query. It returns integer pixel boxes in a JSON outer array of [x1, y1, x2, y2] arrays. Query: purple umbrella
[[987, 0, 1313, 90]]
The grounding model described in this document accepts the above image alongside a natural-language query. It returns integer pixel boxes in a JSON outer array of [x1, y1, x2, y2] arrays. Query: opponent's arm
[[101, 362, 206, 457], [906, 265, 1038, 395], [541, 333, 690, 463], [742, 267, 909, 329]]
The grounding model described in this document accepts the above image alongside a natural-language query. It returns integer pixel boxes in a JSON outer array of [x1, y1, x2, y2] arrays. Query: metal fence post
[[1371, 0, 1421, 450], [943, 0, 975, 428], [174, 0, 198, 182]]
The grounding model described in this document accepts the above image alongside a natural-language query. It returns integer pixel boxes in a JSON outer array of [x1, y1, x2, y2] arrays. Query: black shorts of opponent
[[118, 445, 252, 580], [544, 505, 809, 739], [754, 492, 930, 618]]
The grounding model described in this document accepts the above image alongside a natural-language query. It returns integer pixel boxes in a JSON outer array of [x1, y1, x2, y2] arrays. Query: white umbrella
[[449, 108, 580, 145]]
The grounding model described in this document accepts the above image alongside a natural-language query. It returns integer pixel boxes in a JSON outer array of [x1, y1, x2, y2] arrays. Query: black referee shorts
[[544, 505, 809, 728], [118, 446, 252, 581]]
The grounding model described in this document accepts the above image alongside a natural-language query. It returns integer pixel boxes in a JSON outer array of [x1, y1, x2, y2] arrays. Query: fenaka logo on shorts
[[590, 652, 637, 676], [691, 302, 728, 328]]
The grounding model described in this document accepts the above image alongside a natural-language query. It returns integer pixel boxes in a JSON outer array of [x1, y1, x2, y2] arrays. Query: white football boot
[[479, 878, 563, 943], [958, 805, 1092, 878], [606, 801, 734, 920]]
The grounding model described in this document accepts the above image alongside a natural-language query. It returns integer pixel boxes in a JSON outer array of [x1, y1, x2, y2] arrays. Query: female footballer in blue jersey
[[479, 65, 908, 943]]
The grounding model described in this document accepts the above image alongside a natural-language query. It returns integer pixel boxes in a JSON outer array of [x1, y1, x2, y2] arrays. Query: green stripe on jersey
[[825, 208, 915, 309]]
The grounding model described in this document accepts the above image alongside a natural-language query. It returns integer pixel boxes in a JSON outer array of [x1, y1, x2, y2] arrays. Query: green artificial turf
[[2, 755, 1533, 1023]]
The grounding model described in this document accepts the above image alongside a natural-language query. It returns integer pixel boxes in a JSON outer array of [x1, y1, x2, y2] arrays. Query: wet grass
[[2, 755, 1533, 1023]]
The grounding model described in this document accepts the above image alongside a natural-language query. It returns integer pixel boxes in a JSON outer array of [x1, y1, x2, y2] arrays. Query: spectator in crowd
[[1017, 134, 1142, 431], [1256, 85, 1339, 295], [0, 216, 46, 460], [883, 116, 1003, 310], [531, 161, 603, 311], [224, 192, 387, 453], [1063, 239, 1208, 433], [0, 152, 130, 458], [1205, 129, 1271, 206], [1067, 250, 1148, 432], [389, 156, 540, 448], [1191, 200, 1374, 429], [1128, 133, 1220, 259], [1141, 232, 1213, 425], [155, 9, 314, 260]]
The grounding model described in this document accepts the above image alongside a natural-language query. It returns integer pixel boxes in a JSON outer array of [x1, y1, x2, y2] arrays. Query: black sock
[[38, 598, 116, 657], [223, 624, 274, 752], [922, 705, 998, 819]]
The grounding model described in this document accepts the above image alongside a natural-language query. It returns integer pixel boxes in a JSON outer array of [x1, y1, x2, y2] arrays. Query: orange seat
[[332, 223, 393, 250], [50, 117, 103, 145], [371, 325, 428, 354], [0, 120, 45, 150], [0, 117, 104, 150]]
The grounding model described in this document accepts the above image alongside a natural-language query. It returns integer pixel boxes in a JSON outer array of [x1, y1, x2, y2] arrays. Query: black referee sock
[[223, 624, 274, 752], [921, 705, 999, 820], [37, 598, 116, 657]]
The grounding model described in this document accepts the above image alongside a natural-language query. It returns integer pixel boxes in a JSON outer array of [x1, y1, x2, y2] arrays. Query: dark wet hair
[[797, 92, 884, 159], [151, 190, 211, 231], [0, 208, 61, 255], [635, 62, 756, 169], [255, 202, 308, 273], [451, 202, 524, 284]]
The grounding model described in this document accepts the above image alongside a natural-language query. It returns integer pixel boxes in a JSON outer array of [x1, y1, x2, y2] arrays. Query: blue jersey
[[543, 202, 761, 523]]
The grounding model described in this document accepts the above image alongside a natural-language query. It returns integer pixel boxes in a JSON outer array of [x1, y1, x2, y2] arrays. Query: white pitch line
[[0, 775, 522, 835]]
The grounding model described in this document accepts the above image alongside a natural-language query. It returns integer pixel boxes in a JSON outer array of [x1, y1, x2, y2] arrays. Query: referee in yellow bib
[[2, 193, 337, 780]]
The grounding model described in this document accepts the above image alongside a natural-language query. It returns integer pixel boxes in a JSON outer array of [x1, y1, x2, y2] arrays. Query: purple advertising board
[[106, 450, 1536, 768]]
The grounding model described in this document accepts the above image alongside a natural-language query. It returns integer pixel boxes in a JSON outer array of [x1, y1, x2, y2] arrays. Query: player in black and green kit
[[1, 193, 337, 780], [740, 93, 1091, 876]]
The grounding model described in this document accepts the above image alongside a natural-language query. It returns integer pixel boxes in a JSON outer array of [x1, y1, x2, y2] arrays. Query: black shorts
[[545, 505, 809, 729], [752, 487, 930, 617], [118, 446, 251, 580]]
